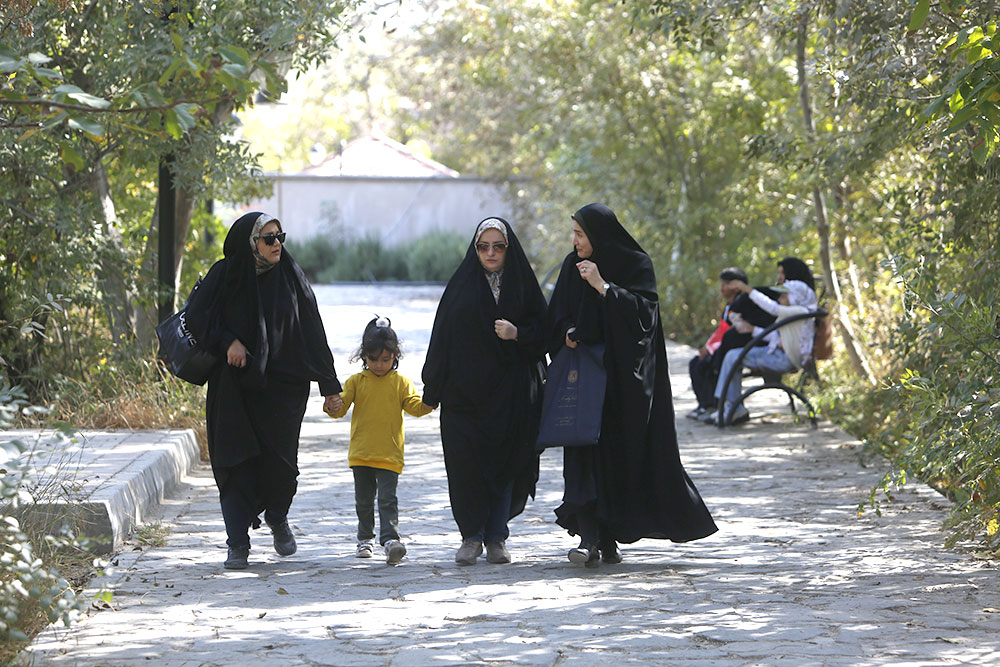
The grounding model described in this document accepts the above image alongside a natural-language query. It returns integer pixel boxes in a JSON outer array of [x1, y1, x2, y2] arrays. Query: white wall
[[236, 174, 515, 246]]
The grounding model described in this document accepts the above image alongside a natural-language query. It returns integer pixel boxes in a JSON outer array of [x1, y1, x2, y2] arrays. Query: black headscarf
[[547, 202, 658, 351]]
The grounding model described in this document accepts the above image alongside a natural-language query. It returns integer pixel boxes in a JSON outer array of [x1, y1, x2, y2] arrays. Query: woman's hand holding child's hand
[[323, 394, 343, 415]]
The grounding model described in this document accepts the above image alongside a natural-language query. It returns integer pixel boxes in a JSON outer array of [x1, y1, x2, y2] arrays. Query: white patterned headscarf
[[784, 280, 817, 309], [476, 218, 508, 303], [475, 218, 508, 244], [249, 213, 282, 275]]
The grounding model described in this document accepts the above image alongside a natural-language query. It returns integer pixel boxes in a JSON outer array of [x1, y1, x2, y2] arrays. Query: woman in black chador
[[547, 203, 717, 566], [422, 217, 547, 566], [187, 212, 343, 570]]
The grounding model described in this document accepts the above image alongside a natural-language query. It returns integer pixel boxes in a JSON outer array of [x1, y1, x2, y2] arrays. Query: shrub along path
[[23, 343, 1000, 665]]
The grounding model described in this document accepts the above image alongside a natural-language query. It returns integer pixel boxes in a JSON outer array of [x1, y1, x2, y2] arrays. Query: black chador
[[547, 203, 718, 548], [187, 212, 341, 555], [422, 218, 547, 547]]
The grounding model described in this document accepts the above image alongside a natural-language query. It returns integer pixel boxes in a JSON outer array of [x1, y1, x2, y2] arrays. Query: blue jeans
[[470, 481, 513, 544], [714, 346, 797, 406]]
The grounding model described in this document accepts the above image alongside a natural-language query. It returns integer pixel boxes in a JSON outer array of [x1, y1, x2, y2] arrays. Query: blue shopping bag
[[536, 344, 606, 450]]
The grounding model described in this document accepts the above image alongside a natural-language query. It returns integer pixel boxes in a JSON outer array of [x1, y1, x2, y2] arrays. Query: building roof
[[302, 129, 459, 178]]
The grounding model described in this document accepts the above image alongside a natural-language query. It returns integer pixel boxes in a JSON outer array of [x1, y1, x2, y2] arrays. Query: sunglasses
[[476, 242, 508, 254], [257, 232, 286, 246]]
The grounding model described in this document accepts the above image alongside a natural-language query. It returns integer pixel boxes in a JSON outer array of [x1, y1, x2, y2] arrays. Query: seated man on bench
[[707, 278, 817, 425], [685, 266, 748, 421]]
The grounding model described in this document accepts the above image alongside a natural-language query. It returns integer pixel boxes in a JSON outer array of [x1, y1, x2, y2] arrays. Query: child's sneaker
[[385, 539, 406, 564], [355, 541, 374, 558]]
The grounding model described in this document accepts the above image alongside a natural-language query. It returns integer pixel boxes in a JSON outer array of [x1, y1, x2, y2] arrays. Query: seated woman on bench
[[708, 278, 817, 425]]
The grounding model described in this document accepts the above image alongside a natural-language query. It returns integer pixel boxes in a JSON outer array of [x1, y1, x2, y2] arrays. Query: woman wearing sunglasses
[[422, 217, 547, 566], [186, 212, 343, 570]]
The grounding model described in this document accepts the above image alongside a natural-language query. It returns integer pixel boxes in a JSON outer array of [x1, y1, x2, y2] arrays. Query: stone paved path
[[24, 343, 1000, 665]]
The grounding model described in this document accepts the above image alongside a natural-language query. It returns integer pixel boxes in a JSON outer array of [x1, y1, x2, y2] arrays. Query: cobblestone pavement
[[24, 342, 1000, 666]]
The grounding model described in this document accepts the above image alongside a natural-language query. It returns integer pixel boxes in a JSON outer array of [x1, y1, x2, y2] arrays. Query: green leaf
[[27, 52, 52, 66], [163, 109, 182, 139], [218, 45, 251, 66], [67, 115, 105, 139], [59, 142, 85, 171], [221, 63, 247, 79], [945, 106, 979, 135], [65, 91, 111, 109], [173, 103, 198, 131], [921, 95, 948, 120], [0, 55, 20, 73], [171, 32, 184, 53], [952, 27, 975, 51], [42, 111, 68, 130], [30, 67, 62, 81], [908, 0, 931, 33], [972, 137, 988, 165], [158, 57, 184, 86]]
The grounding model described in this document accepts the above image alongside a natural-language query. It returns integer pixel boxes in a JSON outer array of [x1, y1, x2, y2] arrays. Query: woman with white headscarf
[[712, 277, 818, 424], [422, 217, 547, 566]]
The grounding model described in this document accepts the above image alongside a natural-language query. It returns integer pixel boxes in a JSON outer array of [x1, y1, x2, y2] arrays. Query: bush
[[0, 383, 92, 654], [406, 230, 467, 282], [840, 255, 1000, 555], [286, 230, 466, 283]]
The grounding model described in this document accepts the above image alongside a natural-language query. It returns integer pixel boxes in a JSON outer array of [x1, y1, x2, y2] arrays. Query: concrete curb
[[3, 429, 200, 553]]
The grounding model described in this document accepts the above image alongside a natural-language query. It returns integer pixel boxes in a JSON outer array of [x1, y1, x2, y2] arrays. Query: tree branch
[[0, 95, 235, 114]]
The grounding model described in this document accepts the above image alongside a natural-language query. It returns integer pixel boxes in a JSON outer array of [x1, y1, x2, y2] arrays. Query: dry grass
[[49, 361, 210, 461]]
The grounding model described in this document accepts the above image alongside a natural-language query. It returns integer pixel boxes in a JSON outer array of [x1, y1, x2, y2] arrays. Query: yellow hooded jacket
[[327, 369, 433, 474]]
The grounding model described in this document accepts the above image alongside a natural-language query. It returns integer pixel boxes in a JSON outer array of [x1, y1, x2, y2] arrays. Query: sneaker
[[567, 543, 600, 568], [599, 540, 623, 564], [685, 406, 707, 420], [485, 540, 511, 564], [355, 542, 374, 558], [455, 538, 483, 565], [385, 539, 406, 564], [727, 403, 750, 425], [223, 545, 249, 570], [267, 518, 297, 556]]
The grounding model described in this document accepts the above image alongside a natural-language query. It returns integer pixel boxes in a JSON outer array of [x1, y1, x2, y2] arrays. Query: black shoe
[[599, 541, 623, 564], [268, 519, 297, 556], [224, 546, 249, 570], [568, 543, 600, 568]]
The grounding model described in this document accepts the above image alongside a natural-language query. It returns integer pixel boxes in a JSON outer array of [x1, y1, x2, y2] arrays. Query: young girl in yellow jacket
[[326, 316, 435, 564]]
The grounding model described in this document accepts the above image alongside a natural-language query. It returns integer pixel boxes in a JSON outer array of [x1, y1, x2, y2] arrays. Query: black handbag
[[536, 343, 606, 450], [156, 278, 218, 385]]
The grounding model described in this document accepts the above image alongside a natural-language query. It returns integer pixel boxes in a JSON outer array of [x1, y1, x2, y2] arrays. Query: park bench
[[714, 308, 829, 428]]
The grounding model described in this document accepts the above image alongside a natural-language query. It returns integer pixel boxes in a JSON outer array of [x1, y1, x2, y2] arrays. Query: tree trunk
[[90, 158, 139, 347], [796, 11, 877, 384], [833, 182, 867, 319]]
